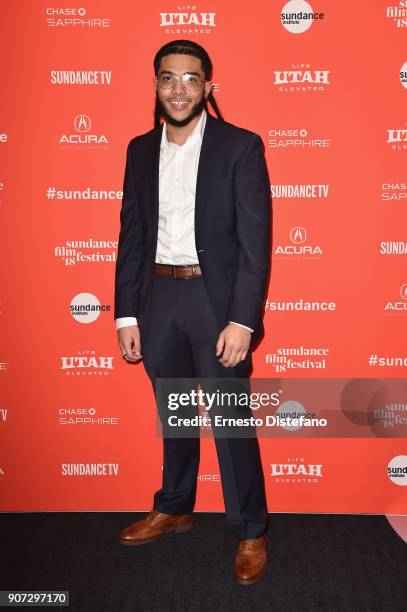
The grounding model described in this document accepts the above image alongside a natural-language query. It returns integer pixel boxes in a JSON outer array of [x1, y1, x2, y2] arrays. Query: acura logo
[[74, 115, 91, 132], [290, 226, 307, 244]]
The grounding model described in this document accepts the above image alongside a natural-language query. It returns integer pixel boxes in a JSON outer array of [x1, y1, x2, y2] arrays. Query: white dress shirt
[[115, 109, 253, 333]]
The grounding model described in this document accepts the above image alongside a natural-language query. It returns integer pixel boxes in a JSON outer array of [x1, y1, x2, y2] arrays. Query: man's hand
[[216, 323, 251, 367], [117, 325, 142, 363]]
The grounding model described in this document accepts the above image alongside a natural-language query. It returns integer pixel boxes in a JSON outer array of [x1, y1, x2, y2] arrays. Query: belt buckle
[[172, 265, 178, 279]]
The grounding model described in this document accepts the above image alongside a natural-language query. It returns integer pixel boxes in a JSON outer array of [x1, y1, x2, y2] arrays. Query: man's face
[[154, 54, 213, 127]]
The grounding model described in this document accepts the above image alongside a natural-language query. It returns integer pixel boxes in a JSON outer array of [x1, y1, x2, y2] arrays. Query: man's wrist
[[229, 320, 254, 333], [115, 316, 138, 330]]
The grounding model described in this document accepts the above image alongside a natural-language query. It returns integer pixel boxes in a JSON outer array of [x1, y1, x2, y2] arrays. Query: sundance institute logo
[[70, 293, 111, 323], [387, 455, 407, 486], [281, 0, 325, 34]]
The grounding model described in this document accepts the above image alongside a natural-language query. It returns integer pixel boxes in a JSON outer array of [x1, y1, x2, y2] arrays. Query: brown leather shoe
[[119, 510, 193, 545], [234, 535, 268, 585]]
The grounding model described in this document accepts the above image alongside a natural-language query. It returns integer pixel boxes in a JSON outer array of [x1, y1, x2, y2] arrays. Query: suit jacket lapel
[[194, 112, 218, 241]]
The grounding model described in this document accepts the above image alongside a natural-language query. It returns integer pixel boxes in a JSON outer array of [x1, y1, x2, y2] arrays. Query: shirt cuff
[[115, 317, 138, 330], [229, 320, 254, 333]]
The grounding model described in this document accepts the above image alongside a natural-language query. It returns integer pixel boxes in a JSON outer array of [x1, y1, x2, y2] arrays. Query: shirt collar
[[161, 108, 207, 149]]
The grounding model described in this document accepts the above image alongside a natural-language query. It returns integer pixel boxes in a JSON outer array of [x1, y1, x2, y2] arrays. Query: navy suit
[[114, 111, 272, 540]]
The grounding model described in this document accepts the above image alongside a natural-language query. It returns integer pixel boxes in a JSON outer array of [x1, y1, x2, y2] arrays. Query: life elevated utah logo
[[59, 115, 109, 146], [274, 63, 330, 92], [273, 226, 323, 258], [271, 458, 323, 484], [387, 123, 407, 150], [159, 6, 216, 34]]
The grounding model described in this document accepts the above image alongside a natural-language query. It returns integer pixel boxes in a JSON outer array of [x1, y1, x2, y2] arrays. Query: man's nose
[[172, 76, 187, 94]]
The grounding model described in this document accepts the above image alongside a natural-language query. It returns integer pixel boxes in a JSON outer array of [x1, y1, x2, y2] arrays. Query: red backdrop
[[0, 1, 406, 513]]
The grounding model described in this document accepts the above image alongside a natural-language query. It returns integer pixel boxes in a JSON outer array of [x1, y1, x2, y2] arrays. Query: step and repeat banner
[[1, 2, 406, 513]]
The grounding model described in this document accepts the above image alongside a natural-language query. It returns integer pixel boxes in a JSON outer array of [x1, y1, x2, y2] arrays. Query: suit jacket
[[114, 111, 272, 348]]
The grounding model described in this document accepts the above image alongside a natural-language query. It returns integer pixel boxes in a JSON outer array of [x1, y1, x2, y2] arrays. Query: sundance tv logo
[[59, 115, 109, 146], [281, 0, 325, 34], [61, 463, 119, 476], [50, 70, 112, 85], [271, 183, 330, 199]]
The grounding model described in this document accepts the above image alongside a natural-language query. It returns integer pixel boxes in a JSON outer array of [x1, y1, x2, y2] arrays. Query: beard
[[156, 93, 206, 127]]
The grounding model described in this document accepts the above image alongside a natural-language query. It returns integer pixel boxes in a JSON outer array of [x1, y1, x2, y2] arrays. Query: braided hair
[[153, 39, 224, 128]]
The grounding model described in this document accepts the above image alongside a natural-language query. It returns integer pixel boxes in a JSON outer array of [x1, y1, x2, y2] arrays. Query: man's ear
[[205, 80, 213, 97], [152, 76, 158, 94]]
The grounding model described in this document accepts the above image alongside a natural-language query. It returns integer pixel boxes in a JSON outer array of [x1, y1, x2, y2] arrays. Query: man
[[114, 39, 271, 586]]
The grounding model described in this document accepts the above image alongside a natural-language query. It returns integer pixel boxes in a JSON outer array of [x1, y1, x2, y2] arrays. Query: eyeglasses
[[157, 72, 207, 92]]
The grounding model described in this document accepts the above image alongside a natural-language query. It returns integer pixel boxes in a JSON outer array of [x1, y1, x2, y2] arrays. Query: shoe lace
[[240, 537, 265, 552]]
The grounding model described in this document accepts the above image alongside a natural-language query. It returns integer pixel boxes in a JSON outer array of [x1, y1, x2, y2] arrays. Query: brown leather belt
[[154, 262, 202, 279]]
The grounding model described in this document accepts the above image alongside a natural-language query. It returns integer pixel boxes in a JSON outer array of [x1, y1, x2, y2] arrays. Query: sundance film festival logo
[[386, 3, 407, 28], [274, 226, 323, 257], [54, 239, 117, 266], [281, 0, 325, 34], [50, 70, 112, 85], [386, 125, 407, 150], [60, 350, 114, 376], [268, 127, 331, 149], [384, 283, 407, 312], [58, 407, 119, 426], [274, 64, 330, 92], [59, 115, 109, 146], [271, 458, 323, 483], [160, 6, 216, 34], [381, 181, 407, 202], [61, 463, 119, 476], [46, 7, 111, 28], [373, 403, 407, 430], [265, 346, 329, 372], [70, 293, 111, 323], [271, 183, 330, 199], [387, 455, 407, 485]]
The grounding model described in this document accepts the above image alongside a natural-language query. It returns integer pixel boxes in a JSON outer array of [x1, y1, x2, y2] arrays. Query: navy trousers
[[140, 273, 269, 541]]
